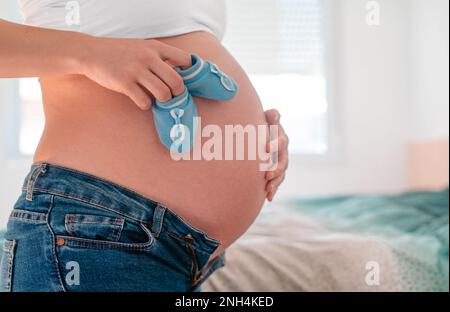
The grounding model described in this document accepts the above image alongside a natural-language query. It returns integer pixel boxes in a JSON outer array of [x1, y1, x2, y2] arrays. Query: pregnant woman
[[0, 0, 289, 291]]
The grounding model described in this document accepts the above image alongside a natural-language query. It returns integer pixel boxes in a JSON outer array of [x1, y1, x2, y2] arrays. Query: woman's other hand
[[264, 109, 289, 202]]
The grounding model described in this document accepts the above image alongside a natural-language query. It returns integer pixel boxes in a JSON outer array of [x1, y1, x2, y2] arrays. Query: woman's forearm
[[0, 19, 89, 78], [0, 18, 192, 109]]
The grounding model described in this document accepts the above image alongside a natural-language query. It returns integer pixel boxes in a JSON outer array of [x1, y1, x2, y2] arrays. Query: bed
[[1, 189, 448, 292], [203, 189, 449, 292]]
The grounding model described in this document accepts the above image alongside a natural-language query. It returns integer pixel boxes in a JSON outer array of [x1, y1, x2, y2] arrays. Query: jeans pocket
[[51, 195, 155, 252], [0, 240, 16, 292], [65, 214, 125, 242], [57, 218, 155, 252]]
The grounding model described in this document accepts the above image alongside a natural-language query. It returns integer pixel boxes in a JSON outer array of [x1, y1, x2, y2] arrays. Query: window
[[223, 0, 328, 154]]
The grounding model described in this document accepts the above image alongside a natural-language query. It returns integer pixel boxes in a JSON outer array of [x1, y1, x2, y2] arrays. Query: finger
[[151, 60, 185, 96], [266, 174, 285, 193], [266, 123, 287, 151], [138, 70, 172, 102], [157, 44, 192, 68], [266, 131, 288, 153], [265, 109, 281, 125], [265, 150, 288, 180], [267, 188, 278, 202], [125, 82, 152, 110]]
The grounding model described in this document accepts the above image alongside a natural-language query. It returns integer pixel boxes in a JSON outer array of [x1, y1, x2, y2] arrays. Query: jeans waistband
[[21, 163, 221, 255]]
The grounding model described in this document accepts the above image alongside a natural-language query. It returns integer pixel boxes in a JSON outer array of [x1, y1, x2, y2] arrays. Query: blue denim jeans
[[0, 163, 224, 292]]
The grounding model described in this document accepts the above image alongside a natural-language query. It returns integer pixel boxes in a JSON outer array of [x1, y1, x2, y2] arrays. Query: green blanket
[[288, 188, 449, 291]]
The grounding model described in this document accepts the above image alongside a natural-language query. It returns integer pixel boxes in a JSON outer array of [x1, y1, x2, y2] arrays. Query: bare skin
[[0, 20, 289, 257]]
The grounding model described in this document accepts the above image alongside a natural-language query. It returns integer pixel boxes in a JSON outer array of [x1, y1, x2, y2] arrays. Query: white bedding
[[204, 207, 402, 292]]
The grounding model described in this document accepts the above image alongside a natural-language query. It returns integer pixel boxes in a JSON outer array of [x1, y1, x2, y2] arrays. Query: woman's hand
[[0, 20, 189, 108], [264, 109, 289, 202], [79, 37, 192, 110]]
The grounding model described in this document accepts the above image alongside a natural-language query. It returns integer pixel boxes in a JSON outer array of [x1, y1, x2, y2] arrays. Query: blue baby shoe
[[176, 54, 238, 101], [152, 87, 198, 154]]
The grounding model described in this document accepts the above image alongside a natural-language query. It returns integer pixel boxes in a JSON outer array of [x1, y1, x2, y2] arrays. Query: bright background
[[0, 0, 449, 227]]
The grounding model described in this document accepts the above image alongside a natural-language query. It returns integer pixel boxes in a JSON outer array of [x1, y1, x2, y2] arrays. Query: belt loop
[[26, 164, 48, 201], [151, 204, 166, 237]]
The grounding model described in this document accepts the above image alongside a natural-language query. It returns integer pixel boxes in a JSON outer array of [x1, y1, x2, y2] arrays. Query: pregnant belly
[[34, 32, 268, 254]]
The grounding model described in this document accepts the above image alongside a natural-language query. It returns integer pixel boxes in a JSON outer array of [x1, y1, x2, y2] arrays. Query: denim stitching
[[25, 165, 40, 201], [55, 222, 155, 251], [55, 235, 147, 251], [65, 218, 124, 225], [151, 204, 166, 237], [10, 209, 47, 223], [64, 215, 125, 243], [9, 216, 47, 224], [2, 240, 13, 253], [6, 241, 15, 291], [31, 163, 159, 206], [25, 164, 47, 201], [66, 220, 124, 225], [2, 240, 15, 292], [46, 195, 68, 292], [110, 219, 125, 242], [25, 188, 145, 224], [11, 209, 47, 217]]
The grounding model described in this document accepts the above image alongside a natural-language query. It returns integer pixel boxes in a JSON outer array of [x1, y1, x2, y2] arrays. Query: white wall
[[279, 0, 412, 198], [0, 77, 30, 226], [409, 0, 449, 141]]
